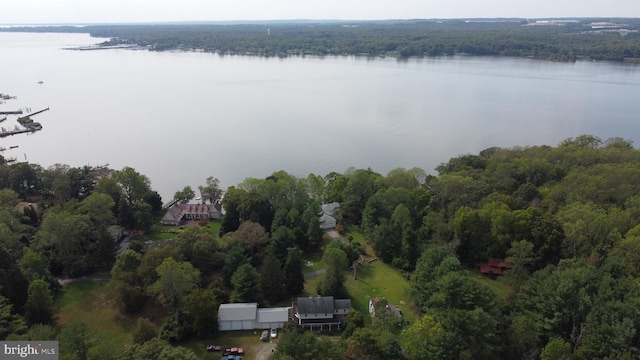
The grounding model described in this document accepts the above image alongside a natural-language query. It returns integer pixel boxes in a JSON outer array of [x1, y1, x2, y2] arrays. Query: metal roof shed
[[256, 307, 290, 330], [218, 303, 258, 331]]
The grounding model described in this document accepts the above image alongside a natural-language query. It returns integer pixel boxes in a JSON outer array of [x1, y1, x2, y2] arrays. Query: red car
[[206, 345, 222, 352]]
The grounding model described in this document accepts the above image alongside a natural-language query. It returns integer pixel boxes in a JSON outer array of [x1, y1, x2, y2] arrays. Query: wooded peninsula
[[1, 134, 640, 359], [3, 18, 640, 62]]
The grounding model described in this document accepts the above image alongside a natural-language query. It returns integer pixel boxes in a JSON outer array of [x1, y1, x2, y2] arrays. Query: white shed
[[218, 303, 258, 331], [256, 307, 290, 329]]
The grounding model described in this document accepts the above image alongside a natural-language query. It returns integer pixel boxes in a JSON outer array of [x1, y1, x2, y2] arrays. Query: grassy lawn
[[341, 229, 418, 323], [301, 250, 325, 273], [466, 270, 514, 303], [303, 274, 323, 296], [344, 259, 417, 323], [139, 220, 222, 242], [55, 281, 134, 350]]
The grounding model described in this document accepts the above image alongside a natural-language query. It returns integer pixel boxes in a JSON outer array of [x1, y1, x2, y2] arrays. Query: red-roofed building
[[161, 201, 222, 226], [479, 258, 514, 275]]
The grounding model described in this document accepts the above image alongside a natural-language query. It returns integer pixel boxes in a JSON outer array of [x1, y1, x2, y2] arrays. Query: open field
[[55, 281, 133, 354], [55, 280, 275, 359]]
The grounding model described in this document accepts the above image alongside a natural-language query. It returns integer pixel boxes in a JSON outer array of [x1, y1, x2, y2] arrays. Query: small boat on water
[[38, 80, 43, 84]]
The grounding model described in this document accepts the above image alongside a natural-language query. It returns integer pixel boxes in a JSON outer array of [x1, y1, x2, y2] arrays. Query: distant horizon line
[[1, 16, 638, 27]]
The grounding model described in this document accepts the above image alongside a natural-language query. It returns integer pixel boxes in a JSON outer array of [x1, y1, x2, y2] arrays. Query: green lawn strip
[[466, 270, 514, 303], [344, 259, 417, 323], [303, 274, 323, 296], [343, 229, 366, 246], [140, 220, 222, 241], [301, 250, 325, 273], [181, 330, 273, 360], [55, 281, 134, 351], [343, 229, 417, 322]]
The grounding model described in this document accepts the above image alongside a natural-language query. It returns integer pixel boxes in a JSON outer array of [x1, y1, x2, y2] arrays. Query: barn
[[217, 303, 258, 331]]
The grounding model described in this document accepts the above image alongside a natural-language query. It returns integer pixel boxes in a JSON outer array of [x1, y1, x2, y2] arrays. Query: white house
[[293, 296, 351, 331], [368, 297, 403, 320]]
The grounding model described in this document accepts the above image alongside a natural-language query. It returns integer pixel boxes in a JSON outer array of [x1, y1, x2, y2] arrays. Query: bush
[[133, 318, 158, 344]]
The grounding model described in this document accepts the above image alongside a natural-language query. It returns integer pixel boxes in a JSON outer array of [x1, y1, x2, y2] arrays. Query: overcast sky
[[1, 0, 639, 24]]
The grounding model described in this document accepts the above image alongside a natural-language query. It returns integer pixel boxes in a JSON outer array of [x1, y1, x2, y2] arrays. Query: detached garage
[[218, 303, 258, 331], [256, 307, 289, 330]]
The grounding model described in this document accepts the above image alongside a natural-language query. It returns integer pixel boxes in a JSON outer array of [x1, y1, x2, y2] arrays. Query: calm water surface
[[1, 32, 640, 201]]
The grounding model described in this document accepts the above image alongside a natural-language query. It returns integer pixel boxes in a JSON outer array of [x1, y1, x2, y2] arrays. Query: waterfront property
[[161, 201, 222, 226], [320, 202, 340, 230]]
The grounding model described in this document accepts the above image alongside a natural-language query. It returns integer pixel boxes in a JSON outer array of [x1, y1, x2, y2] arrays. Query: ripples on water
[[1, 32, 640, 200]]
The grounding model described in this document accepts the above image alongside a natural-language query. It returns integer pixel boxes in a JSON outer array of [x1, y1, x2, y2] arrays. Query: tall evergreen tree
[[260, 253, 286, 305], [230, 264, 262, 303], [284, 247, 305, 296]]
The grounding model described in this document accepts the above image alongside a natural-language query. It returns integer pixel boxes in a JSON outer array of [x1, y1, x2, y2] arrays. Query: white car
[[270, 328, 278, 338]]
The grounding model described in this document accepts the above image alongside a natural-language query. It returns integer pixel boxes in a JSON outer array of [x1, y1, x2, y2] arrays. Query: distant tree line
[[2, 18, 640, 61]]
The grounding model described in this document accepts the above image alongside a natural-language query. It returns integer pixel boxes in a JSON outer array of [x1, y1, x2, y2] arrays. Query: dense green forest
[[3, 18, 640, 61], [2, 134, 640, 359]]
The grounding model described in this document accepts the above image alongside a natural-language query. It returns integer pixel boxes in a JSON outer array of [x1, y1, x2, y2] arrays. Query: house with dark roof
[[161, 201, 222, 226], [291, 296, 351, 331], [319, 202, 340, 230], [479, 258, 515, 275]]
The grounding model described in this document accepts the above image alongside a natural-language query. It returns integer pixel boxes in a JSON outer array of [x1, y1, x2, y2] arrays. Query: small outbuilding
[[479, 258, 515, 275]]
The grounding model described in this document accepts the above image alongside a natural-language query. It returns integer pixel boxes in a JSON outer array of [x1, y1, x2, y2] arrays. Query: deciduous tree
[[148, 258, 200, 321], [198, 176, 223, 204]]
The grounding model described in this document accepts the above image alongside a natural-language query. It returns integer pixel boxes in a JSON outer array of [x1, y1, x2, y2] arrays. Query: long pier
[[0, 110, 23, 115], [19, 107, 49, 119], [0, 127, 40, 138]]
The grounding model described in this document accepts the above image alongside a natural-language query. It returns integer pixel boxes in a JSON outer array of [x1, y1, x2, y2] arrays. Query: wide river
[[1, 32, 640, 201]]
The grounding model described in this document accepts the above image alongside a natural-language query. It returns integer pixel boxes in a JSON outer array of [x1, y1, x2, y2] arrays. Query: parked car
[[206, 345, 221, 352], [270, 328, 278, 338], [260, 330, 269, 342]]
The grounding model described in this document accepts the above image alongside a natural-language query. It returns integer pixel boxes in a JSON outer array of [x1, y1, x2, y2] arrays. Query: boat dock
[[0, 110, 23, 115]]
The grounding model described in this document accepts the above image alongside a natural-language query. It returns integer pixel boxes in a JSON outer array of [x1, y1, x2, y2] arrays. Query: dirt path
[[57, 275, 111, 286], [253, 341, 276, 360], [303, 268, 326, 278]]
